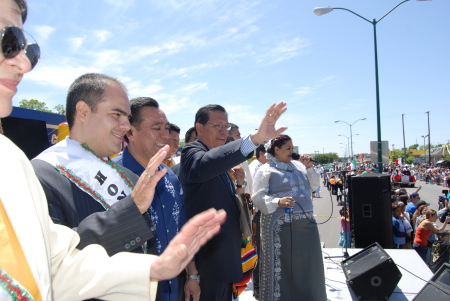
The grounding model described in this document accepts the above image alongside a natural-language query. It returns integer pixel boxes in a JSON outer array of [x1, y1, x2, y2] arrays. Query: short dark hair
[[185, 127, 196, 143], [229, 123, 238, 130], [169, 123, 180, 134], [129, 97, 159, 130], [267, 135, 291, 157], [66, 73, 127, 129], [14, 0, 27, 23], [194, 104, 227, 134], [255, 143, 266, 159], [399, 195, 409, 204], [392, 204, 401, 212]]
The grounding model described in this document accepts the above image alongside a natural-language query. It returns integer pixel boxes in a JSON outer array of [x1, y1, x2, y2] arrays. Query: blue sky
[[15, 0, 449, 158]]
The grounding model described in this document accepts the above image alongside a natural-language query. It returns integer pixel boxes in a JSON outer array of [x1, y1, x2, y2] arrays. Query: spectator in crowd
[[338, 207, 351, 248], [429, 230, 450, 273], [185, 126, 197, 143], [113, 97, 198, 301], [413, 204, 429, 229], [171, 126, 196, 176], [163, 123, 180, 168], [413, 210, 450, 264], [396, 200, 413, 249], [392, 204, 407, 249], [179, 102, 287, 300], [228, 123, 253, 194], [405, 190, 424, 215], [0, 1, 225, 299], [249, 143, 269, 179]]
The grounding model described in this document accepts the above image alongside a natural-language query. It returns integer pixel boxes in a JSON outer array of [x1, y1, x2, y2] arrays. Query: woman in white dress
[[252, 135, 326, 301]]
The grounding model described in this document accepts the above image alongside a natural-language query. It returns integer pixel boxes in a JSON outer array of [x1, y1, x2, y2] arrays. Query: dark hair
[[392, 204, 401, 212], [129, 97, 159, 130], [169, 123, 180, 134], [398, 195, 409, 204], [194, 104, 227, 134], [66, 73, 127, 129], [185, 127, 196, 143], [225, 136, 235, 144], [339, 207, 346, 217], [267, 135, 292, 157], [228, 123, 238, 130], [255, 143, 266, 159], [14, 0, 27, 23]]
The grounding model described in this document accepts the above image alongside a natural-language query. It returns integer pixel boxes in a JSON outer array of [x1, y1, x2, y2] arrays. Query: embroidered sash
[[35, 137, 133, 209]]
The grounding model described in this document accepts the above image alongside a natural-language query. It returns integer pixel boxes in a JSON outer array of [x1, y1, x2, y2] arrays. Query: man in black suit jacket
[[31, 73, 168, 256], [179, 103, 287, 300]]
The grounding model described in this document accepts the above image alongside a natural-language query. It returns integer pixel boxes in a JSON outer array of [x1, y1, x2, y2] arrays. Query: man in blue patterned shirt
[[114, 97, 199, 301]]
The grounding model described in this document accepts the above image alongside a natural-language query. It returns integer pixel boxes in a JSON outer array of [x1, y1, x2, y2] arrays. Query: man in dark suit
[[179, 103, 287, 300], [31, 73, 164, 256]]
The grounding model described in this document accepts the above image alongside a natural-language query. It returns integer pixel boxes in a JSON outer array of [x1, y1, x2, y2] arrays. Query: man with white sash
[[0, 1, 226, 298], [113, 97, 199, 301], [31, 73, 160, 256]]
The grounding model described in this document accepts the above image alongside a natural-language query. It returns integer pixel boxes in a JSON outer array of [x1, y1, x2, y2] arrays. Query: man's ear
[[75, 101, 90, 124], [195, 122, 203, 137], [125, 126, 136, 142]]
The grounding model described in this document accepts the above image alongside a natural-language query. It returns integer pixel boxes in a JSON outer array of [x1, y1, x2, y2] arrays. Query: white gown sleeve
[[251, 165, 280, 214]]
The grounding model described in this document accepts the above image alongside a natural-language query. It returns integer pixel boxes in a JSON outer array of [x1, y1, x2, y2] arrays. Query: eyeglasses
[[1, 26, 40, 69], [205, 122, 232, 131]]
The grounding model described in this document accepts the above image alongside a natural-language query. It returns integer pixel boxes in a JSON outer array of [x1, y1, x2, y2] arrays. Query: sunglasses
[[1, 26, 40, 69]]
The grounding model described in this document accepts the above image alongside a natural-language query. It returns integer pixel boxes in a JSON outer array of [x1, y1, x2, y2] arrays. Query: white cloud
[[127, 82, 164, 98], [26, 63, 100, 88], [67, 36, 86, 52], [33, 25, 55, 41], [93, 30, 112, 43], [181, 83, 208, 93], [105, 0, 135, 8], [257, 37, 310, 65]]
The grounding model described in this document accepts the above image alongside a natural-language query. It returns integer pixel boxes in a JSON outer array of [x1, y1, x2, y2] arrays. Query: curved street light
[[314, 0, 431, 173], [336, 119, 365, 160]]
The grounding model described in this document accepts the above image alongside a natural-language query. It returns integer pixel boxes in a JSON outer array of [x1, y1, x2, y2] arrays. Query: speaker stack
[[341, 242, 402, 300], [413, 263, 450, 300], [348, 173, 393, 249]]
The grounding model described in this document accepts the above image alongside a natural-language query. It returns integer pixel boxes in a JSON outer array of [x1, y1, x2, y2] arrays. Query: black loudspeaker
[[341, 242, 402, 300], [1, 117, 48, 160], [413, 263, 450, 300], [348, 173, 393, 249]]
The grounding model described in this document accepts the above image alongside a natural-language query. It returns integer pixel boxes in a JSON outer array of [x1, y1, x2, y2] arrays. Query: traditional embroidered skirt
[[259, 211, 327, 301]]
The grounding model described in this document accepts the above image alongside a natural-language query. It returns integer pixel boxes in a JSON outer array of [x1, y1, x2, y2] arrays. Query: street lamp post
[[340, 143, 348, 159], [336, 119, 365, 159], [402, 114, 407, 165], [425, 111, 431, 164], [314, 0, 430, 173], [421, 134, 429, 162]]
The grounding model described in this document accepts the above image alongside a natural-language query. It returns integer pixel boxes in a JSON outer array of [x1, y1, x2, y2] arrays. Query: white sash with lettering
[[35, 137, 133, 209]]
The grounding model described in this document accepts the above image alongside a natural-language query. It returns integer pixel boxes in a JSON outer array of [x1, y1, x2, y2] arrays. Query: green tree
[[19, 99, 52, 113], [409, 144, 419, 150], [54, 104, 66, 115], [313, 153, 339, 164], [390, 150, 414, 164]]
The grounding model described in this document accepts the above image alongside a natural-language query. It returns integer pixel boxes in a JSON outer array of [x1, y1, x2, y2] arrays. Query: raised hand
[[250, 102, 288, 145]]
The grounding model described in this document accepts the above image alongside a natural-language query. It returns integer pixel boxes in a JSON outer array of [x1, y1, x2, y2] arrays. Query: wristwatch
[[187, 274, 200, 283], [236, 180, 247, 188]]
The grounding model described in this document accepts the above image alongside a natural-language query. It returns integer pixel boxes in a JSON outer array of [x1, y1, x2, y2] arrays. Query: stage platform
[[239, 247, 433, 301], [323, 248, 433, 300]]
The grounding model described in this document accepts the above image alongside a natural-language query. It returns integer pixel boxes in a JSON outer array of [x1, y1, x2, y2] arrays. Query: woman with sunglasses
[[413, 209, 450, 264], [0, 1, 227, 300]]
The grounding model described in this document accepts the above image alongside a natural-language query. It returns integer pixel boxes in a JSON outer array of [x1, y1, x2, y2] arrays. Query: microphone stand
[[324, 170, 350, 260]]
